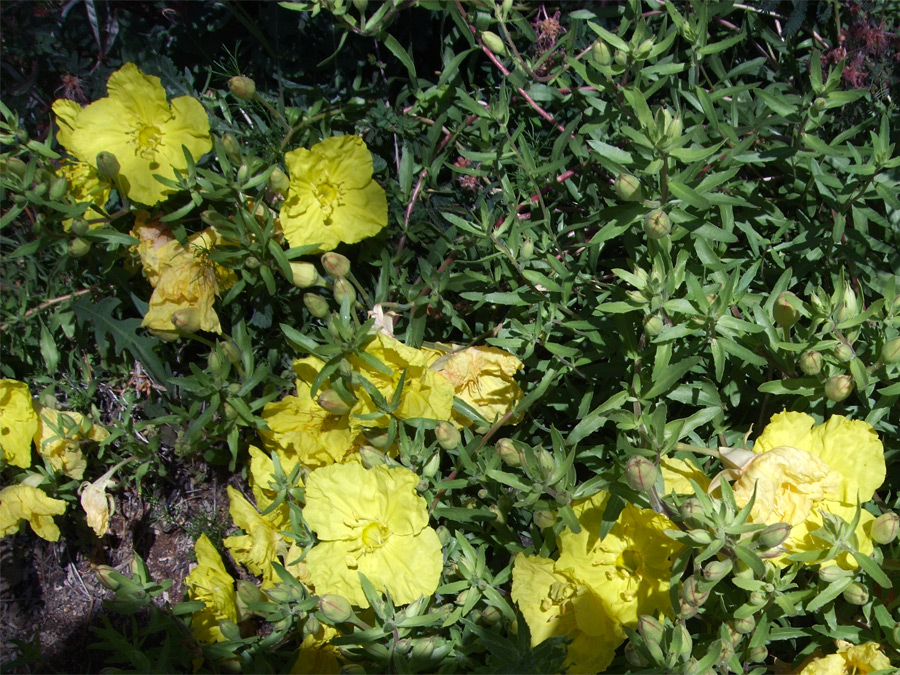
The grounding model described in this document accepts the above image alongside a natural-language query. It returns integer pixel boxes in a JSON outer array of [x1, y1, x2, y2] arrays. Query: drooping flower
[[33, 404, 108, 480], [659, 456, 709, 495], [52, 63, 211, 206], [80, 467, 116, 537], [279, 135, 388, 252], [0, 379, 39, 468], [57, 160, 111, 230], [556, 491, 683, 627], [511, 553, 624, 673], [798, 640, 891, 675], [185, 534, 239, 643], [0, 483, 67, 542], [302, 463, 443, 608], [224, 486, 288, 588]]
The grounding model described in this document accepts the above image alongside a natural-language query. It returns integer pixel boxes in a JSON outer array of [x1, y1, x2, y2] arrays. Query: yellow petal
[[0, 379, 38, 468], [0, 484, 67, 541]]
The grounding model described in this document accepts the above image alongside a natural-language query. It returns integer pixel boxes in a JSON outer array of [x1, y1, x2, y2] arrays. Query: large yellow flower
[[302, 463, 443, 608], [511, 554, 624, 673], [0, 484, 67, 542], [798, 640, 892, 675], [33, 404, 108, 481], [556, 492, 683, 627], [279, 136, 388, 252], [52, 63, 211, 206], [185, 534, 239, 643], [0, 379, 39, 469], [732, 412, 886, 566]]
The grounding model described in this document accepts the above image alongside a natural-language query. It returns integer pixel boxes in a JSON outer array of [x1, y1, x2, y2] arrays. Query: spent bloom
[[33, 404, 108, 480], [53, 63, 211, 206], [0, 379, 39, 469], [0, 483, 67, 542], [302, 463, 443, 608], [185, 534, 239, 643], [279, 135, 388, 252], [224, 485, 289, 588], [56, 160, 111, 230], [798, 640, 892, 675]]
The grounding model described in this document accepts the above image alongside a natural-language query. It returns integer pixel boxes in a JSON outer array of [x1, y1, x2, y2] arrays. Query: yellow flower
[[52, 63, 211, 206], [33, 404, 108, 480], [556, 492, 683, 627], [659, 457, 709, 495], [302, 463, 443, 608], [247, 445, 300, 532], [0, 483, 67, 541], [798, 640, 892, 675], [80, 466, 118, 537], [0, 379, 39, 468], [290, 623, 342, 674], [511, 554, 624, 673], [279, 135, 388, 252], [426, 345, 524, 427], [185, 534, 239, 643], [347, 334, 455, 430], [260, 357, 362, 468], [224, 486, 288, 588], [57, 160, 111, 231]]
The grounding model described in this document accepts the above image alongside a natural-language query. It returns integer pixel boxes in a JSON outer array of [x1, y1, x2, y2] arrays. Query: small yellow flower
[[302, 463, 443, 608], [185, 534, 239, 643], [659, 456, 709, 495], [279, 136, 388, 252], [53, 63, 211, 206], [33, 404, 108, 480], [0, 483, 67, 542], [224, 486, 288, 588], [57, 160, 111, 231], [798, 640, 892, 675], [511, 553, 624, 673], [556, 492, 683, 627], [0, 379, 39, 468]]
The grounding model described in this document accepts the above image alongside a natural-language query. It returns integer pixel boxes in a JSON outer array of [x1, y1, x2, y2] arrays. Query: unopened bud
[[480, 30, 507, 56], [842, 581, 869, 606], [681, 497, 705, 529], [423, 452, 441, 478], [643, 314, 664, 337], [614, 173, 643, 202], [411, 635, 437, 660], [496, 438, 521, 467], [642, 209, 671, 239], [303, 293, 330, 318], [880, 337, 900, 364], [228, 76, 256, 101], [363, 428, 391, 449], [634, 38, 655, 59], [703, 559, 733, 582], [824, 375, 853, 402], [798, 350, 823, 375], [532, 509, 556, 529], [757, 522, 791, 549], [95, 151, 120, 180], [68, 237, 91, 258], [358, 445, 387, 468], [333, 278, 356, 304], [49, 176, 67, 201], [748, 645, 768, 663], [268, 167, 290, 195], [221, 133, 241, 162], [614, 49, 628, 65], [773, 291, 801, 328], [321, 251, 351, 278], [814, 97, 827, 111], [2, 157, 27, 178], [679, 598, 698, 620], [236, 579, 263, 613], [674, 623, 693, 661], [92, 564, 123, 591], [731, 615, 755, 635], [591, 41, 612, 66], [519, 236, 534, 260], [535, 447, 556, 480], [687, 529, 714, 546], [171, 307, 202, 333], [870, 512, 899, 545], [480, 606, 502, 626], [317, 389, 353, 415], [637, 615, 664, 647], [835, 284, 859, 324], [434, 421, 461, 450], [624, 642, 649, 667], [624, 455, 658, 492], [749, 590, 767, 606], [289, 261, 320, 288], [436, 525, 451, 547], [833, 342, 855, 363], [682, 576, 709, 607], [319, 594, 354, 623], [818, 564, 851, 584]]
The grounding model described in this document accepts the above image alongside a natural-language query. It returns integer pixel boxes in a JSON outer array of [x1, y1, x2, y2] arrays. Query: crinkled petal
[[0, 379, 38, 468], [0, 484, 67, 541], [809, 416, 885, 504]]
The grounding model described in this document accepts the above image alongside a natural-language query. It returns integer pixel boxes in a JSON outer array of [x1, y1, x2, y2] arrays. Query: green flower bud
[[2, 157, 27, 179], [95, 151, 120, 180], [748, 645, 768, 663], [624, 642, 649, 668], [496, 438, 521, 467], [321, 251, 351, 278], [92, 564, 123, 591], [757, 522, 791, 549], [818, 564, 852, 584], [624, 455, 658, 493], [731, 614, 755, 635], [268, 167, 290, 195], [893, 623, 900, 648], [748, 590, 767, 606], [244, 255, 260, 270], [422, 451, 441, 478], [614, 173, 643, 202], [480, 30, 507, 56], [870, 512, 899, 545], [319, 593, 354, 623], [220, 339, 241, 364], [798, 350, 823, 375], [208, 349, 223, 373], [679, 598, 698, 620], [634, 37, 655, 60], [880, 337, 900, 364], [171, 307, 202, 334], [363, 427, 391, 449], [480, 606, 502, 626], [358, 445, 387, 468], [835, 284, 859, 324], [814, 97, 827, 111], [842, 581, 869, 606], [266, 586, 291, 603], [221, 133, 241, 162], [680, 498, 705, 528], [715, 638, 734, 666], [674, 623, 693, 662], [435, 525, 451, 547], [532, 509, 556, 529], [591, 41, 612, 66], [434, 421, 461, 450], [682, 576, 709, 607], [535, 447, 556, 480], [333, 278, 356, 304], [638, 615, 665, 648], [643, 314, 664, 337], [289, 261, 321, 288], [519, 236, 534, 260], [228, 76, 256, 101], [48, 175, 67, 202], [833, 342, 855, 363], [687, 529, 714, 546], [824, 374, 853, 402], [303, 293, 330, 318], [236, 579, 263, 614], [317, 389, 354, 415], [67, 237, 91, 258], [773, 291, 801, 328], [614, 49, 628, 65], [642, 209, 671, 239], [703, 559, 733, 582]]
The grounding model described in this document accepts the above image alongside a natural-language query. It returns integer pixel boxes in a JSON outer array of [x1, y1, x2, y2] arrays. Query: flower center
[[137, 125, 163, 158], [361, 521, 389, 550], [616, 549, 642, 575], [315, 181, 341, 218]]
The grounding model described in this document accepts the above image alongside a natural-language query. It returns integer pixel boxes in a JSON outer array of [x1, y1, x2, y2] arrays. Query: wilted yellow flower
[[185, 534, 239, 643], [279, 135, 388, 252], [798, 640, 892, 675], [290, 623, 342, 674], [260, 357, 362, 468], [511, 554, 624, 673], [0, 379, 38, 468], [52, 63, 211, 206], [659, 456, 709, 495], [224, 486, 288, 588], [426, 345, 524, 427], [347, 334, 454, 430], [57, 160, 111, 231], [80, 465, 118, 537], [33, 404, 108, 480], [303, 463, 443, 608], [0, 483, 67, 541], [556, 492, 683, 627]]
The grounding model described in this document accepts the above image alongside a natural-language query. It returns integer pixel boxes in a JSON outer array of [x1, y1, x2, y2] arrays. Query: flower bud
[[818, 564, 851, 584], [321, 251, 351, 278], [633, 37, 655, 59], [842, 581, 869, 606], [436, 525, 451, 547], [317, 389, 353, 415], [880, 337, 900, 364], [480, 30, 507, 56], [591, 41, 612, 66], [532, 509, 556, 529], [614, 173, 643, 202], [798, 350, 823, 375], [68, 237, 91, 258], [236, 579, 263, 615], [92, 564, 123, 591], [319, 594, 354, 623], [411, 635, 438, 660], [824, 375, 853, 402], [434, 421, 461, 450], [95, 151, 120, 180], [518, 236, 534, 260], [835, 284, 859, 324], [642, 209, 671, 239], [535, 447, 556, 480], [637, 615, 665, 648], [773, 291, 801, 327], [703, 559, 733, 582], [48, 175, 67, 202], [614, 49, 628, 65], [833, 342, 855, 363], [624, 455, 658, 493], [731, 614, 755, 635], [870, 512, 899, 545], [333, 278, 356, 304], [624, 642, 649, 667], [678, 598, 698, 620], [228, 76, 256, 101], [682, 576, 709, 607], [303, 293, 330, 318], [423, 451, 441, 478], [289, 261, 320, 288], [643, 314, 664, 337], [268, 167, 290, 195], [2, 156, 27, 179], [687, 529, 714, 546], [171, 307, 202, 333], [480, 606, 502, 626], [757, 522, 791, 549], [814, 97, 827, 111], [362, 427, 391, 449], [681, 497, 705, 529], [221, 133, 241, 162], [749, 590, 767, 606], [748, 645, 768, 663], [358, 445, 387, 468], [496, 438, 521, 467]]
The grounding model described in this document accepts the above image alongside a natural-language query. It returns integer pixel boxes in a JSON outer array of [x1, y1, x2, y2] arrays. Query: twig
[[0, 287, 104, 332]]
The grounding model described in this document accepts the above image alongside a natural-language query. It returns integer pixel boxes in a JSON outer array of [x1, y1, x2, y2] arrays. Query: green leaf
[[756, 89, 798, 117], [383, 33, 417, 81], [645, 357, 701, 400]]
